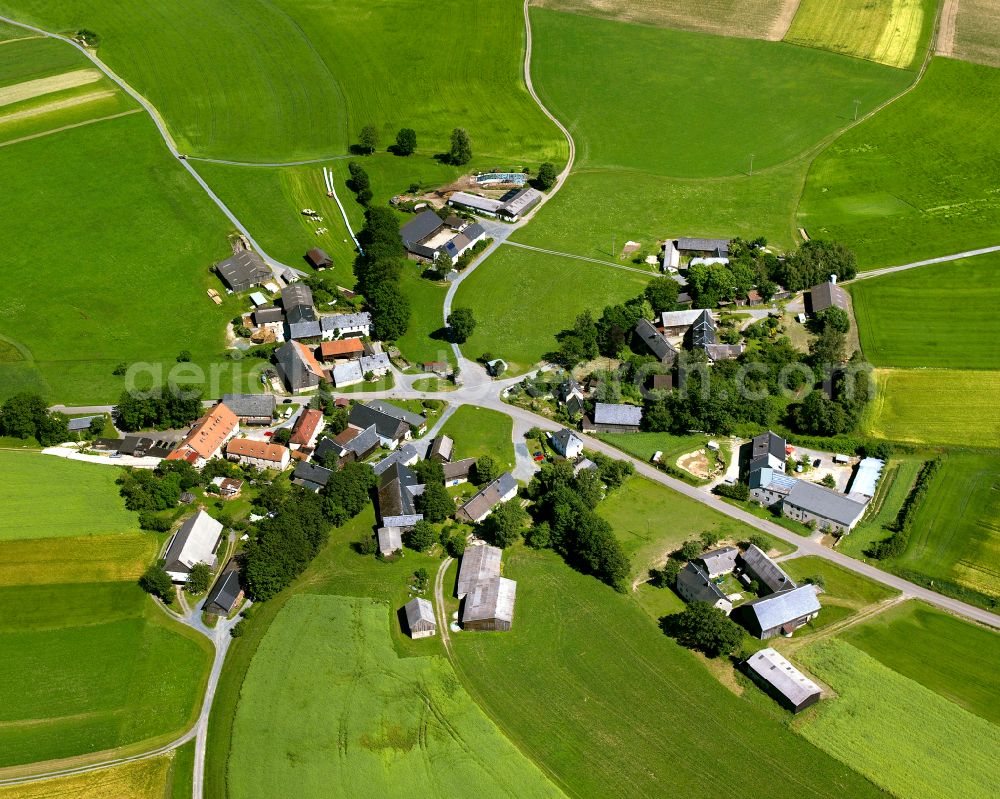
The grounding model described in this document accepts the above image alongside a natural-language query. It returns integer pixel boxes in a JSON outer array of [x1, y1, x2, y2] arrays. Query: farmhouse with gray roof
[[399, 209, 487, 264], [456, 472, 518, 524], [461, 576, 517, 631], [222, 393, 276, 425], [457, 544, 503, 598], [634, 318, 678, 365], [783, 480, 867, 533], [204, 561, 243, 616], [163, 510, 223, 583], [281, 283, 317, 326], [738, 544, 796, 595], [808, 279, 849, 314], [372, 443, 419, 476], [403, 597, 436, 638], [551, 428, 584, 459], [291, 461, 333, 492], [321, 311, 371, 339], [750, 430, 787, 473], [675, 562, 733, 614], [376, 462, 423, 529], [675, 237, 730, 257], [696, 546, 738, 578], [216, 250, 270, 292], [735, 585, 821, 639]]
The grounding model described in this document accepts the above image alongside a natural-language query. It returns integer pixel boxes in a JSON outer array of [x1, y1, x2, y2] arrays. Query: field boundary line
[[186, 154, 352, 168], [502, 240, 655, 276], [0, 107, 141, 149]]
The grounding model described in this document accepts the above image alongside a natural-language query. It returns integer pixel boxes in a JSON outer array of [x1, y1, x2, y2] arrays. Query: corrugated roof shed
[[740, 544, 796, 594], [404, 597, 435, 632], [785, 481, 867, 528], [848, 457, 884, 499], [164, 511, 223, 576], [744, 648, 821, 711]]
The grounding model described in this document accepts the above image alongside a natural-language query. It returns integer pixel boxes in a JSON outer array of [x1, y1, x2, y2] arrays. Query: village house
[[734, 584, 822, 639], [211, 476, 243, 498], [166, 403, 240, 467], [456, 472, 518, 524], [305, 247, 332, 269], [550, 428, 584, 459], [289, 408, 324, 451], [582, 402, 642, 434], [462, 576, 517, 631], [282, 283, 319, 339], [634, 318, 678, 365], [216, 250, 270, 293], [204, 560, 244, 616], [749, 467, 799, 506], [743, 648, 822, 713], [737, 544, 797, 595], [675, 236, 730, 259], [318, 338, 365, 363], [807, 277, 849, 315], [252, 306, 285, 342], [443, 457, 476, 487], [750, 430, 787, 473], [675, 561, 733, 614], [403, 597, 436, 639], [314, 424, 380, 467], [398, 209, 486, 264], [275, 340, 327, 392], [291, 461, 333, 492], [222, 393, 276, 426], [696, 546, 739, 578], [376, 461, 424, 529], [372, 444, 420, 477], [226, 438, 290, 470], [348, 401, 425, 448], [320, 311, 371, 340], [782, 480, 867, 534], [163, 510, 223, 583], [557, 379, 586, 419]]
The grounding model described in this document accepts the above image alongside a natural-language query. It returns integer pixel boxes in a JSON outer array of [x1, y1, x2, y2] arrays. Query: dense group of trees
[[347, 161, 373, 206], [114, 387, 203, 432], [660, 601, 745, 658], [354, 207, 411, 341], [524, 457, 633, 591], [0, 393, 69, 445]]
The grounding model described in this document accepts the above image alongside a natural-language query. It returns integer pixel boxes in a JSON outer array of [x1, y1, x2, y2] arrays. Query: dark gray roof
[[320, 312, 371, 332], [462, 576, 516, 624], [459, 472, 518, 522], [752, 431, 786, 463], [809, 281, 849, 313], [740, 544, 796, 594], [292, 461, 333, 491], [204, 563, 242, 615], [429, 435, 454, 461], [253, 306, 284, 325], [785, 481, 867, 527], [345, 424, 380, 457], [67, 415, 99, 431], [676, 562, 729, 604], [282, 283, 317, 324], [593, 402, 642, 427], [443, 457, 476, 480], [377, 462, 421, 520], [348, 404, 408, 443], [372, 443, 419, 476], [690, 310, 718, 348], [216, 250, 270, 289], [457, 544, 503, 597], [634, 318, 677, 363], [288, 320, 322, 339], [222, 393, 276, 419], [365, 400, 426, 429], [551, 428, 582, 455], [676, 237, 730, 255], [400, 210, 444, 249], [743, 585, 821, 632], [697, 546, 738, 576]]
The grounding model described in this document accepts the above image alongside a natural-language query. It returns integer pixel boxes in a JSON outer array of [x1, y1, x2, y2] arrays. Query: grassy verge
[[439, 405, 515, 471]]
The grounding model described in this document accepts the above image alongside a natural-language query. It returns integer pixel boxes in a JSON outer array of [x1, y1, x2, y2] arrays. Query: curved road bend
[[0, 14, 306, 280]]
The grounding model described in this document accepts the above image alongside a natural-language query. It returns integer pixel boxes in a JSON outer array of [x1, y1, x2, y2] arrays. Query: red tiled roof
[[167, 403, 238, 461], [292, 340, 326, 378], [226, 438, 289, 463], [290, 409, 323, 446], [319, 339, 364, 359], [334, 427, 359, 445]]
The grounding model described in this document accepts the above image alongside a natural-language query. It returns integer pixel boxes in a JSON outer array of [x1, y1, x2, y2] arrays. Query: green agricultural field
[[837, 456, 922, 558], [782, 555, 898, 631], [840, 601, 1000, 724], [532, 0, 795, 40], [439, 405, 515, 471], [395, 268, 453, 368], [0, 109, 249, 403], [0, 755, 172, 799], [850, 255, 1000, 369], [0, 0, 566, 163], [0, 452, 139, 541], [0, 534, 156, 586], [228, 594, 561, 799], [798, 57, 1000, 268], [866, 368, 1000, 446], [455, 246, 649, 373], [0, 584, 211, 768], [785, 0, 937, 69], [452, 547, 884, 799], [795, 638, 1000, 799], [531, 8, 913, 178], [597, 474, 772, 579], [168, 740, 194, 799]]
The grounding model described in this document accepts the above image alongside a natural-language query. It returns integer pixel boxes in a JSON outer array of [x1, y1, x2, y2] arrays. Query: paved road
[[186, 154, 352, 168], [853, 244, 1000, 281], [0, 15, 306, 282]]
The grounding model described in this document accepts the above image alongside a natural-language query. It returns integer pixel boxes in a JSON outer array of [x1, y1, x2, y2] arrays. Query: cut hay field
[[456, 246, 649, 373], [0, 106, 247, 403], [795, 638, 1000, 799], [785, 0, 937, 69], [0, 452, 139, 541], [228, 594, 562, 799], [531, 8, 913, 178], [0, 0, 566, 163], [865, 368, 1000, 446], [850, 255, 1000, 369], [0, 534, 155, 585], [0, 755, 172, 799], [798, 57, 1000, 268], [840, 601, 1000, 724], [947, 0, 1000, 68], [532, 0, 799, 40], [439, 405, 515, 471], [451, 547, 885, 799]]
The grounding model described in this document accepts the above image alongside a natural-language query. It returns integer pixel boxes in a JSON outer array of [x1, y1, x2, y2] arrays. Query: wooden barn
[[403, 597, 436, 639], [461, 576, 516, 632]]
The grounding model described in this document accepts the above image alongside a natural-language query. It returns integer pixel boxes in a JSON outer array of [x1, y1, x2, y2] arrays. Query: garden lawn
[[0, 110, 244, 404], [784, 0, 937, 69], [0, 755, 172, 799], [0, 452, 140, 541], [597, 474, 771, 579], [455, 246, 649, 373], [531, 8, 913, 178], [395, 268, 453, 368], [865, 368, 1000, 447], [839, 600, 1000, 724], [795, 638, 1000, 799], [0, 0, 566, 163], [598, 431, 707, 464], [228, 594, 562, 799], [798, 57, 1000, 268], [849, 254, 1000, 369], [439, 406, 515, 471], [0, 585, 211, 768], [451, 547, 884, 799]]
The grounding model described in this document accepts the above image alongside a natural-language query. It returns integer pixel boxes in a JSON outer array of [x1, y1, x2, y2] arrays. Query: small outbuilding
[[377, 526, 403, 556], [305, 248, 332, 269], [744, 648, 822, 713], [204, 561, 243, 616], [403, 597, 436, 638]]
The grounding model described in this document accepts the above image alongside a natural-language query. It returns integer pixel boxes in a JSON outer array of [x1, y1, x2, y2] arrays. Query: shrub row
[[868, 458, 941, 559]]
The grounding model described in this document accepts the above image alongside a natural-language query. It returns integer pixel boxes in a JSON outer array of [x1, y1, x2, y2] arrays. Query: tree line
[[354, 206, 411, 341], [115, 387, 203, 432], [0, 392, 69, 445]]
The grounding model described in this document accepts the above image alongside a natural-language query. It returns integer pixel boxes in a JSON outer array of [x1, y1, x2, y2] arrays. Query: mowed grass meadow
[[0, 0, 566, 163], [530, 8, 913, 178], [456, 246, 649, 373], [785, 0, 937, 69], [0, 452, 140, 540], [452, 547, 884, 799], [228, 594, 562, 799], [439, 405, 515, 471], [795, 637, 1000, 799], [865, 368, 1000, 446], [850, 255, 1000, 369], [798, 57, 1000, 268]]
